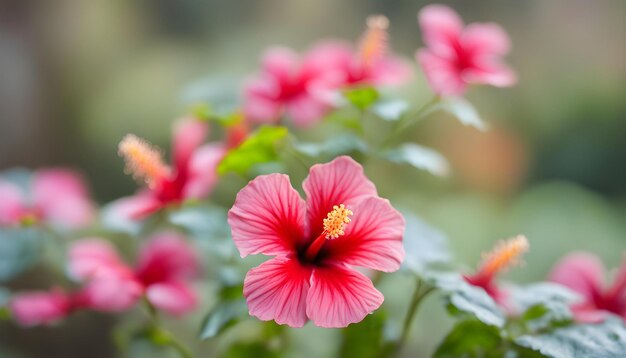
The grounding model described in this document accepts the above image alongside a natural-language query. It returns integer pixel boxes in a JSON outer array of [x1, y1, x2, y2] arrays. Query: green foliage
[[434, 319, 503, 358], [515, 318, 626, 358], [402, 213, 452, 275], [339, 310, 389, 358], [344, 87, 380, 110], [385, 143, 450, 176], [224, 342, 282, 358], [0, 228, 43, 282], [438, 96, 488, 131], [432, 273, 507, 328], [372, 99, 409, 121], [294, 133, 368, 159], [199, 299, 248, 340], [218, 126, 289, 175]]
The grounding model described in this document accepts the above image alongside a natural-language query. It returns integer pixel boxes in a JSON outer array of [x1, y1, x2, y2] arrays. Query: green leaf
[[439, 96, 488, 131], [218, 126, 289, 175], [339, 310, 388, 358], [293, 133, 368, 158], [0, 228, 43, 282], [199, 299, 248, 340], [401, 213, 452, 275], [434, 319, 503, 358], [384, 143, 450, 177], [372, 99, 409, 121], [515, 317, 626, 358], [432, 273, 507, 328], [510, 283, 577, 332], [344, 87, 380, 110], [224, 342, 282, 358]]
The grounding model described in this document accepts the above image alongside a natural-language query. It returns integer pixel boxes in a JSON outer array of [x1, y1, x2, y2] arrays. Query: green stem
[[394, 278, 435, 356], [142, 298, 194, 358], [380, 96, 440, 149]]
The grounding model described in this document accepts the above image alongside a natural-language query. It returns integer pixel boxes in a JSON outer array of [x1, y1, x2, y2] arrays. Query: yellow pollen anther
[[118, 134, 169, 188], [323, 204, 353, 239], [479, 235, 529, 277], [359, 15, 389, 67]]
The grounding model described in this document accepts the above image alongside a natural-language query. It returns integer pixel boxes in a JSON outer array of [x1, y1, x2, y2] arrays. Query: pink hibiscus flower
[[114, 117, 225, 219], [11, 232, 200, 326], [464, 235, 529, 305], [68, 232, 201, 316], [228, 156, 405, 328], [243, 44, 346, 127], [308, 16, 413, 88], [549, 252, 626, 323], [0, 168, 94, 229], [416, 4, 517, 96]]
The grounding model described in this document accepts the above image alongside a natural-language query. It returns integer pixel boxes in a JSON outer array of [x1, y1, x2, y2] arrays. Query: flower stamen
[[118, 134, 169, 188], [358, 15, 389, 67], [478, 235, 529, 279], [323, 204, 353, 239]]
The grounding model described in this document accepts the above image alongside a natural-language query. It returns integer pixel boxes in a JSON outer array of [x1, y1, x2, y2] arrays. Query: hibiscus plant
[[0, 4, 624, 358]]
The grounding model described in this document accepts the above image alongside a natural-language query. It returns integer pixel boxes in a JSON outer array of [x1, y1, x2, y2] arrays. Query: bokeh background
[[1, 0, 625, 356]]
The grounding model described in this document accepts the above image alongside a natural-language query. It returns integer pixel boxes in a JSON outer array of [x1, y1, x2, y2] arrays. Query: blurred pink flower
[[549, 252, 626, 323], [243, 46, 344, 127], [114, 117, 225, 220], [310, 16, 413, 88], [464, 235, 529, 306], [416, 4, 517, 96], [68, 232, 201, 315], [10, 289, 73, 326], [0, 169, 94, 229], [228, 156, 405, 328]]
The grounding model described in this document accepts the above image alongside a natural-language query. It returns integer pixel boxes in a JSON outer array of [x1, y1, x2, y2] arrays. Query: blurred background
[[0, 0, 625, 356]]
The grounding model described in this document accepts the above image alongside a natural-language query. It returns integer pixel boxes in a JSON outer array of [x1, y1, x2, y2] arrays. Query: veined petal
[[173, 118, 209, 174], [549, 252, 605, 301], [306, 264, 383, 328], [243, 257, 311, 327], [0, 179, 25, 225], [136, 232, 200, 284], [418, 4, 463, 58], [183, 143, 225, 200], [228, 174, 306, 257], [146, 281, 197, 316], [302, 156, 377, 239], [323, 196, 405, 272]]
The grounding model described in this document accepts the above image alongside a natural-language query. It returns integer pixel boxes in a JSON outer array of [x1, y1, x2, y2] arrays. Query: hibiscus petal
[[146, 281, 197, 316], [106, 193, 163, 221], [418, 4, 463, 58], [549, 252, 605, 301], [323, 196, 405, 272], [136, 232, 200, 284], [462, 23, 511, 57], [370, 56, 414, 86], [417, 49, 466, 96], [229, 174, 306, 257], [306, 264, 383, 328], [32, 169, 94, 229], [285, 94, 330, 127], [243, 257, 311, 327], [10, 289, 70, 326], [0, 179, 25, 225], [261, 46, 300, 83], [68, 238, 134, 281], [81, 276, 143, 312], [183, 143, 225, 200], [243, 78, 283, 124], [172, 118, 209, 174], [463, 62, 517, 88], [302, 156, 377, 239]]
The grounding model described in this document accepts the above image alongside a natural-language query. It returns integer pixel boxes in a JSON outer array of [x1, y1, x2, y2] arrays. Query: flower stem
[[380, 96, 440, 149], [393, 278, 435, 356], [142, 298, 194, 358]]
